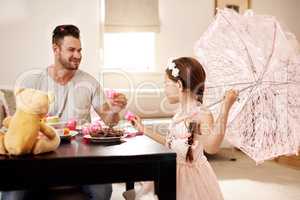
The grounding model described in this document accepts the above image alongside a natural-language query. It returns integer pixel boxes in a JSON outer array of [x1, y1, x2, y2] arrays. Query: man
[[2, 25, 127, 200]]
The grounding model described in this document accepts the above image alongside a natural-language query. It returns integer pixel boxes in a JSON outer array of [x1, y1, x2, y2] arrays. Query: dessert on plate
[[82, 120, 124, 138]]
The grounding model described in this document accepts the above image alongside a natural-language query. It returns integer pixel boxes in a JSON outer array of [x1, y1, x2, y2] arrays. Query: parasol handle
[[207, 80, 300, 108], [207, 83, 256, 108]]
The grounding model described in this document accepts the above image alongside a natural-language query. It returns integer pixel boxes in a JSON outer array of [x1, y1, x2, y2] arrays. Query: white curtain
[[104, 0, 160, 32]]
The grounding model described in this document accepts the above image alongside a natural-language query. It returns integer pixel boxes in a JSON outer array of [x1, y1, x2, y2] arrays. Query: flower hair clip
[[167, 58, 180, 78]]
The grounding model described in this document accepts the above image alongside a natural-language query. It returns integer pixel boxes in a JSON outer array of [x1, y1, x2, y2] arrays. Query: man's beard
[[58, 56, 80, 71]]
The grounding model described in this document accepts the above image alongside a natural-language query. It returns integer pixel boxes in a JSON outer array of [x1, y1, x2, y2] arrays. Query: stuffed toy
[[0, 88, 60, 155]]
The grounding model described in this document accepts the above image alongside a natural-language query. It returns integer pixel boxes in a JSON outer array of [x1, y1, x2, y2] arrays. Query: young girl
[[129, 57, 238, 200]]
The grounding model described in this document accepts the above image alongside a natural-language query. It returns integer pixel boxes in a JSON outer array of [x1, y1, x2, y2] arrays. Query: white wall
[[252, 0, 300, 42], [156, 0, 214, 70], [1, 0, 300, 87], [0, 0, 299, 118], [156, 0, 300, 71], [0, 0, 101, 88]]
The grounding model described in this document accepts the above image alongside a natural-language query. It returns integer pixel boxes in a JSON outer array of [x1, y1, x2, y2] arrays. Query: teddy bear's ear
[[48, 92, 55, 104], [14, 88, 25, 95]]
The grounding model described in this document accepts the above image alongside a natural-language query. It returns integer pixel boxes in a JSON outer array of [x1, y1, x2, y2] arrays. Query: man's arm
[[94, 92, 127, 126], [97, 102, 120, 126]]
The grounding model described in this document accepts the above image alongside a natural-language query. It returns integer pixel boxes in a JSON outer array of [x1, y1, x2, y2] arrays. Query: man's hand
[[108, 93, 127, 113], [98, 92, 127, 127]]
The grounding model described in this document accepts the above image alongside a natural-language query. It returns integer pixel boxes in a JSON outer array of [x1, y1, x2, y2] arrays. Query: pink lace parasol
[[195, 9, 300, 163]]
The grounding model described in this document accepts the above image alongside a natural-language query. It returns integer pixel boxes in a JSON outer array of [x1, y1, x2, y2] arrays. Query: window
[[103, 32, 155, 71]]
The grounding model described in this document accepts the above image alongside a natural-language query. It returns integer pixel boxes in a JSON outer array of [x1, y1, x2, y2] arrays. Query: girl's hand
[[131, 115, 145, 133], [223, 89, 238, 109]]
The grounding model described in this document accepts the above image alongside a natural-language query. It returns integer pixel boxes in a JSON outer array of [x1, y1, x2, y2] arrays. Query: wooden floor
[[275, 151, 300, 170]]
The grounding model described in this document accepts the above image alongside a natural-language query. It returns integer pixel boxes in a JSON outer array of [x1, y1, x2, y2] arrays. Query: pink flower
[[82, 126, 91, 135], [125, 111, 135, 121], [106, 89, 117, 99], [67, 119, 77, 131]]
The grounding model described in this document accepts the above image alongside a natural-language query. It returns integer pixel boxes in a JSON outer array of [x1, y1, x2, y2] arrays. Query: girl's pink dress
[[166, 110, 224, 200]]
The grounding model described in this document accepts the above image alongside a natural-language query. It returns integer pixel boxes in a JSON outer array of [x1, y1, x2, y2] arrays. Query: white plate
[[60, 130, 79, 140], [83, 134, 123, 143]]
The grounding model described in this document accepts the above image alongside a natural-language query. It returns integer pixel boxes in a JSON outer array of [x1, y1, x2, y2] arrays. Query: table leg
[[155, 159, 176, 200]]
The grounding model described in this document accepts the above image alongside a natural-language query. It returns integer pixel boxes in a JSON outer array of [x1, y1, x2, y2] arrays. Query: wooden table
[[0, 136, 176, 200]]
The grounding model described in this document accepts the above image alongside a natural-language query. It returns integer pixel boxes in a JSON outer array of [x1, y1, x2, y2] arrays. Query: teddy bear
[[0, 88, 60, 155]]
